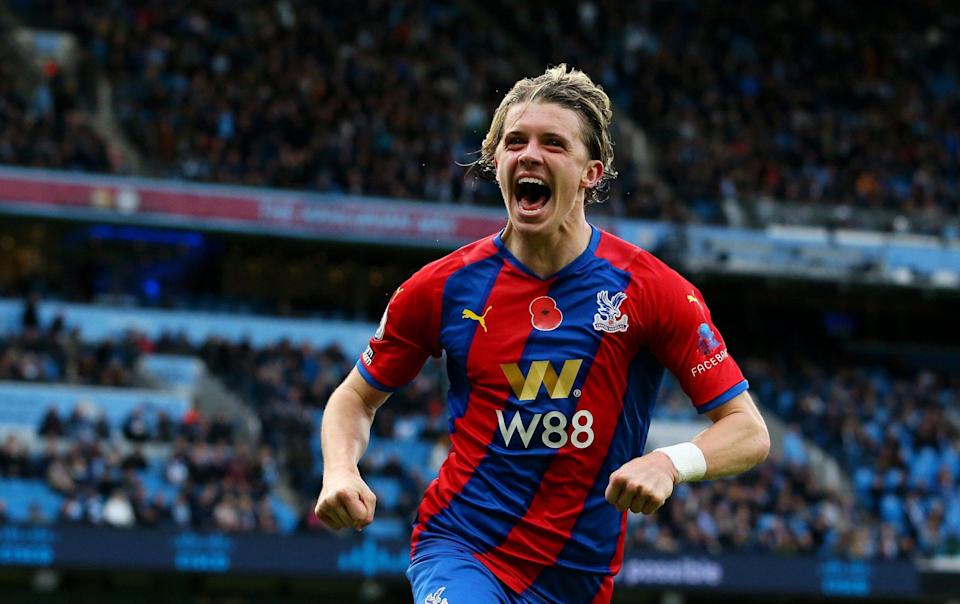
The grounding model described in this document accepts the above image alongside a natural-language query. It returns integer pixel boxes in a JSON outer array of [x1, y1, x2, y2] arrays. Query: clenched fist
[[315, 469, 377, 531], [604, 451, 679, 515]]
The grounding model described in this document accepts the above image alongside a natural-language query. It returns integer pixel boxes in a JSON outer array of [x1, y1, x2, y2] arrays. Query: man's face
[[494, 102, 603, 236]]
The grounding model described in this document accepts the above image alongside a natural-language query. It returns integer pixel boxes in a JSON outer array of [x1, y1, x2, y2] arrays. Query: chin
[[508, 212, 554, 233]]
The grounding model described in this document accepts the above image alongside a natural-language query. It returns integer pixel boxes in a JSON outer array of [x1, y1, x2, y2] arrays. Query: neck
[[502, 214, 592, 278]]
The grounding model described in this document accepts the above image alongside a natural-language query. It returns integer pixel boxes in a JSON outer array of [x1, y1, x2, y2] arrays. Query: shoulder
[[594, 229, 644, 270], [594, 229, 681, 284], [594, 230, 696, 322], [405, 234, 501, 291]]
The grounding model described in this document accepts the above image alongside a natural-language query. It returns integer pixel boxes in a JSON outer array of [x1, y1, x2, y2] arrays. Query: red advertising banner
[[0, 167, 509, 246]]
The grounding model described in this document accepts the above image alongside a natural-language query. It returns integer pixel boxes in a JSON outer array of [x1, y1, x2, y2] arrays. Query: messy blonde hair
[[476, 64, 617, 204]]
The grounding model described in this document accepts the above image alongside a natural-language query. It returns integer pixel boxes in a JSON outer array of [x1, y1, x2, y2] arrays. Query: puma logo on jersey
[[687, 292, 706, 318], [462, 306, 492, 332]]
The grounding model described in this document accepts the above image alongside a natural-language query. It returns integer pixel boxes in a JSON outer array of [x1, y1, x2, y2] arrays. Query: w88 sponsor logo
[[496, 409, 595, 449]]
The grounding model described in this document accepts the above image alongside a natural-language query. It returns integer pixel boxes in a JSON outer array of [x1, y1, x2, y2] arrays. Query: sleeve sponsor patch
[[690, 348, 728, 377]]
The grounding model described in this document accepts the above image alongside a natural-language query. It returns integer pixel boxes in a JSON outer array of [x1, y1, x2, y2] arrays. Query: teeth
[[517, 177, 546, 186]]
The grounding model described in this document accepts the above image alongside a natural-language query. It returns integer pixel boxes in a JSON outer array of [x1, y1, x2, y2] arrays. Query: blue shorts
[[406, 542, 613, 604]]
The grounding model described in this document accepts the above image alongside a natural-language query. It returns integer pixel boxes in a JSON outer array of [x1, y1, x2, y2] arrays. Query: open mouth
[[515, 177, 552, 215]]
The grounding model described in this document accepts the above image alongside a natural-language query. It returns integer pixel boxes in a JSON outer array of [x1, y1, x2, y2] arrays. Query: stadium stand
[[0, 298, 141, 386], [456, 0, 960, 232], [0, 2, 958, 600], [4, 0, 955, 233], [746, 357, 960, 557], [2, 299, 957, 559], [9, 0, 510, 204], [0, 25, 112, 172]]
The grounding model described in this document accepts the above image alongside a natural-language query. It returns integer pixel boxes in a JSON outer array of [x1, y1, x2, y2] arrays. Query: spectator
[[122, 444, 148, 471], [213, 492, 240, 532], [155, 412, 175, 442], [93, 409, 111, 440], [59, 493, 85, 524], [103, 488, 135, 527], [171, 493, 191, 529], [0, 434, 29, 477], [27, 501, 49, 525], [38, 407, 65, 438], [46, 457, 74, 495], [21, 293, 40, 331]]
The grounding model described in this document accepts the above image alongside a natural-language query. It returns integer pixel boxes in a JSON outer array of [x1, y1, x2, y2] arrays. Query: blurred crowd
[[12, 0, 510, 206], [497, 1, 960, 229], [629, 462, 856, 557], [1, 0, 958, 566], [5, 0, 957, 230], [152, 331, 445, 527], [2, 306, 959, 559], [0, 297, 143, 385], [1, 407, 282, 533], [747, 357, 960, 558], [0, 38, 112, 172]]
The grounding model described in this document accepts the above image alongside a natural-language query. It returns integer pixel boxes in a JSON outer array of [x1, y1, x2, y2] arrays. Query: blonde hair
[[477, 64, 618, 204]]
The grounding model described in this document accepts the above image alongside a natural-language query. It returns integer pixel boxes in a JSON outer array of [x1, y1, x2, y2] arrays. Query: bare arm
[[606, 390, 770, 515], [694, 390, 770, 479], [314, 367, 391, 530], [321, 368, 391, 473]]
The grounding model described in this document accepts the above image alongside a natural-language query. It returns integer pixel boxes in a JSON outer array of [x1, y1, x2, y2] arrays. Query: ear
[[580, 159, 604, 190]]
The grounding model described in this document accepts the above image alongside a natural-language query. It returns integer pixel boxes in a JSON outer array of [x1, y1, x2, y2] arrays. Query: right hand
[[314, 469, 377, 531]]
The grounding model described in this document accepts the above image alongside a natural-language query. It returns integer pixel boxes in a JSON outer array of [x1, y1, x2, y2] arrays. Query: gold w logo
[[462, 306, 492, 332], [500, 359, 583, 400]]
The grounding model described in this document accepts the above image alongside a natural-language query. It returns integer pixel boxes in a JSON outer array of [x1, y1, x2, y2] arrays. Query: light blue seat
[[0, 479, 62, 522], [271, 496, 299, 535], [366, 476, 402, 511], [138, 468, 180, 502], [365, 516, 407, 540]]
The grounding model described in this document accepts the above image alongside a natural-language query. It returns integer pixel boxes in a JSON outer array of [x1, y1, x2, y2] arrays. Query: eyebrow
[[504, 130, 572, 143]]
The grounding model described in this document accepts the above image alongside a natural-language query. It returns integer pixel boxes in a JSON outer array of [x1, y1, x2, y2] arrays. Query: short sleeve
[[646, 268, 748, 413], [356, 269, 442, 392]]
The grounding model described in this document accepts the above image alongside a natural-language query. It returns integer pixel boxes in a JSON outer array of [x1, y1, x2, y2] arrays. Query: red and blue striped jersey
[[356, 226, 748, 595]]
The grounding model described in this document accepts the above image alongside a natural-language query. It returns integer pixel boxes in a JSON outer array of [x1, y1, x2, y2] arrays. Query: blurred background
[[0, 0, 958, 602]]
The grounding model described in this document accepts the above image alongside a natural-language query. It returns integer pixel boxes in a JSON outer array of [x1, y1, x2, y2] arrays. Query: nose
[[517, 140, 543, 167]]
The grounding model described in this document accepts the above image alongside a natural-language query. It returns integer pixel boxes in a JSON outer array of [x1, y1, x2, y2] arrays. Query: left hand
[[604, 451, 679, 515]]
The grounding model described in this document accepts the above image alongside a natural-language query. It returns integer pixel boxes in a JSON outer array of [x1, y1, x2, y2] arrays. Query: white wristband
[[654, 442, 707, 483]]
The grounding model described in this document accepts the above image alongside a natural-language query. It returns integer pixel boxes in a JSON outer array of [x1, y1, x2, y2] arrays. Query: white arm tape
[[654, 442, 707, 483]]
